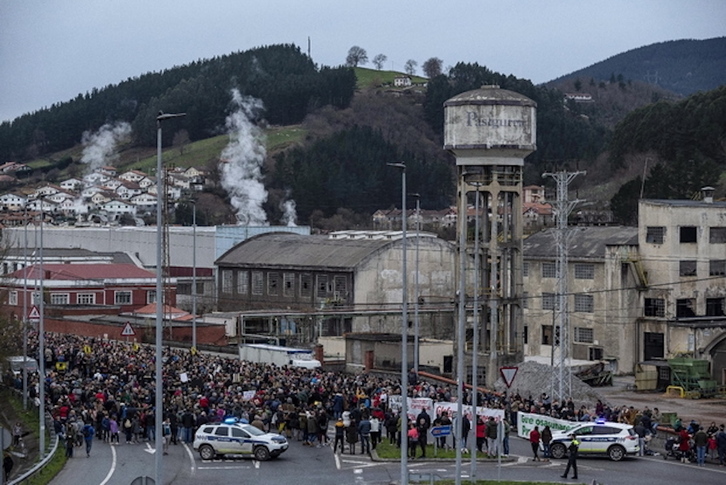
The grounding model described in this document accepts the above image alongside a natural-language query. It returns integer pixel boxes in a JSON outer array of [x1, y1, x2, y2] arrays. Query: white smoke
[[80, 122, 132, 173], [280, 199, 297, 227], [220, 89, 268, 226]]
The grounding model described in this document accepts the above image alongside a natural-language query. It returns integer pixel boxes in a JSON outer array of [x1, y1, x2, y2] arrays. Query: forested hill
[[0, 44, 356, 161], [549, 37, 726, 96]]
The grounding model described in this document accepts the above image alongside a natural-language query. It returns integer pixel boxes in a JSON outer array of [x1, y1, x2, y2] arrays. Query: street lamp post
[[38, 196, 46, 458], [470, 183, 482, 478], [410, 194, 421, 374], [156, 112, 185, 485], [388, 162, 408, 485], [22, 207, 28, 410], [191, 199, 197, 351]]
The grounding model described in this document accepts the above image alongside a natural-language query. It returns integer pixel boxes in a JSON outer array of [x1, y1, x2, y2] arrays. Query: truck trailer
[[238, 343, 321, 369]]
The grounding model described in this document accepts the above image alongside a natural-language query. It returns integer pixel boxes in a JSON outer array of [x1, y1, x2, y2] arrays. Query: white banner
[[388, 396, 434, 420], [433, 402, 505, 421], [516, 411, 578, 439]]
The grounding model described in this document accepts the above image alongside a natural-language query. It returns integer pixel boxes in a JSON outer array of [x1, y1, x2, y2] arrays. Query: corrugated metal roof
[[523, 226, 638, 260], [215, 232, 399, 270]]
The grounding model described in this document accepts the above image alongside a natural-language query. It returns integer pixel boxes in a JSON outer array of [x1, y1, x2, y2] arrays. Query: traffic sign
[[500, 366, 518, 388], [28, 305, 40, 322], [430, 425, 451, 437], [121, 322, 136, 336]]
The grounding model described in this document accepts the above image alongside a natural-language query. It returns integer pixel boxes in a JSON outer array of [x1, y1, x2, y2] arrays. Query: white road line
[[254, 459, 260, 469], [182, 442, 196, 476], [334, 451, 341, 469], [99, 442, 117, 485]]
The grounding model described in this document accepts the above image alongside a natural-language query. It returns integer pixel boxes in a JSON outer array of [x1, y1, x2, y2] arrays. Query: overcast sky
[[1, 0, 724, 123]]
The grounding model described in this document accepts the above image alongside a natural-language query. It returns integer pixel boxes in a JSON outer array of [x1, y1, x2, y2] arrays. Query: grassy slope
[[354, 67, 427, 89], [25, 125, 306, 177]]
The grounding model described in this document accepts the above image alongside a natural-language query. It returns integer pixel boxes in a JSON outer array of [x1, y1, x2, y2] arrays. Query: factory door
[[643, 332, 664, 361]]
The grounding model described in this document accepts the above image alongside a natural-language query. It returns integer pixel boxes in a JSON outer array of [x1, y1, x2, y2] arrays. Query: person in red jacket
[[476, 417, 487, 454], [529, 425, 541, 461], [678, 427, 691, 462]]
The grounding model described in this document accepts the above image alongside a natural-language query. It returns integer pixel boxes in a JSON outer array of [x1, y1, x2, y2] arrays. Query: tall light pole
[[156, 111, 185, 485], [191, 199, 197, 351], [469, 181, 482, 478], [409, 193, 421, 374], [454, 169, 467, 485], [22, 206, 28, 410], [388, 162, 408, 485], [38, 196, 46, 458]]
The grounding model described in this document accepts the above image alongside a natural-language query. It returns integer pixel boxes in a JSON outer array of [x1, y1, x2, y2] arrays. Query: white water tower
[[444, 85, 536, 387]]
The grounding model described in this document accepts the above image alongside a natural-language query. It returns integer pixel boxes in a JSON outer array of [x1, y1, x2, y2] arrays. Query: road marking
[[197, 465, 253, 470], [334, 452, 342, 469], [99, 442, 117, 485], [254, 460, 260, 469], [144, 442, 156, 454], [182, 442, 196, 476]]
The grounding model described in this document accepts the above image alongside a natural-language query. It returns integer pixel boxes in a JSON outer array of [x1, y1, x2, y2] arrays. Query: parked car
[[193, 420, 288, 461], [548, 421, 639, 461]]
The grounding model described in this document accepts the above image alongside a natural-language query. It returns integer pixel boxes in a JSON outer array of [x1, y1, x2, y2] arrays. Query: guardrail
[[8, 414, 58, 485]]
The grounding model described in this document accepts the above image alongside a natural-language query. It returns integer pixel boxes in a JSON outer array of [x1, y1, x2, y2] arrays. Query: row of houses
[[372, 185, 554, 233], [0, 165, 206, 223], [1, 193, 724, 382]]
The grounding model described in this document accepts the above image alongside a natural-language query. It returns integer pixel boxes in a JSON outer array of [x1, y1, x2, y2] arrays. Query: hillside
[[1, 41, 724, 230], [549, 37, 726, 96]]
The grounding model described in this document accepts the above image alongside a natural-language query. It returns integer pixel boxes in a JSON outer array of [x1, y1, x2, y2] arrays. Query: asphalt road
[[48, 432, 725, 485]]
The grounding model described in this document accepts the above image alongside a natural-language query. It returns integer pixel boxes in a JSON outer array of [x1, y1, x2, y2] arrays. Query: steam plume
[[80, 122, 132, 173], [220, 90, 268, 225]]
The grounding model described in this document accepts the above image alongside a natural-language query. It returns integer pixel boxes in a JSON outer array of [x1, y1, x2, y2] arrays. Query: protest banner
[[516, 411, 578, 438]]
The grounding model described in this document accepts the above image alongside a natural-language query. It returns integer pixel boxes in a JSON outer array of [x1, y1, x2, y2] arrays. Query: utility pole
[[543, 170, 585, 403]]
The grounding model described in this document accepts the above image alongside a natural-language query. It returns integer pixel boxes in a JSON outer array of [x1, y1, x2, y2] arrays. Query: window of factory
[[644, 298, 665, 317], [77, 293, 95, 305], [267, 272, 280, 296], [147, 290, 156, 304], [574, 263, 595, 279], [680, 226, 697, 243], [523, 325, 528, 344], [542, 262, 556, 278], [542, 325, 553, 345], [706, 297, 725, 317], [710, 227, 726, 243], [251, 272, 263, 296], [300, 274, 312, 298], [283, 273, 295, 298], [316, 275, 330, 298], [8, 291, 17, 306], [542, 292, 555, 310], [522, 262, 529, 277], [679, 260, 697, 277], [221, 270, 233, 294], [676, 298, 696, 318], [334, 275, 347, 299], [710, 260, 726, 276], [237, 270, 249, 295], [522, 292, 529, 309], [574, 294, 594, 313], [574, 327, 594, 343], [32, 292, 40, 305], [50, 293, 69, 305], [646, 226, 665, 244], [114, 291, 132, 305]]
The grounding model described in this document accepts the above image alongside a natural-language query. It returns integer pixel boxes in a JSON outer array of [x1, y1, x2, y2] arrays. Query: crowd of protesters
[[3, 331, 725, 466]]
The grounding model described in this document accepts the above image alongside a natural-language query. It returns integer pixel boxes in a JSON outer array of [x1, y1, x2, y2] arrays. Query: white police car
[[548, 421, 639, 461], [193, 419, 288, 461]]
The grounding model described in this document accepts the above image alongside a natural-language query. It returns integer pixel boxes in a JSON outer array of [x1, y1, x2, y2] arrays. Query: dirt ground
[[598, 376, 726, 427]]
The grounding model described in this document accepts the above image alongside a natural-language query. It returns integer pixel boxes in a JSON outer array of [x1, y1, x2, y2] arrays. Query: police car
[[193, 419, 288, 461], [548, 421, 639, 461]]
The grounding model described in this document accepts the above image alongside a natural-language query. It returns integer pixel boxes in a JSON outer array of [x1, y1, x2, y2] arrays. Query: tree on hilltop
[[404, 59, 418, 76], [422, 57, 443, 78], [346, 46, 368, 67], [372, 54, 387, 70]]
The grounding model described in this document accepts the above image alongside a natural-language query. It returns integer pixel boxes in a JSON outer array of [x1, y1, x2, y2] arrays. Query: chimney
[[702, 186, 715, 203]]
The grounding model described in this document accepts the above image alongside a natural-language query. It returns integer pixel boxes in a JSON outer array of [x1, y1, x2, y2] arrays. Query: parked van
[[4, 356, 39, 376]]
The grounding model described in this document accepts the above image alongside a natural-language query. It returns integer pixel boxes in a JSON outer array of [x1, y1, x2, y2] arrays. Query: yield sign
[[121, 321, 136, 336], [28, 305, 40, 322], [500, 366, 518, 388]]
